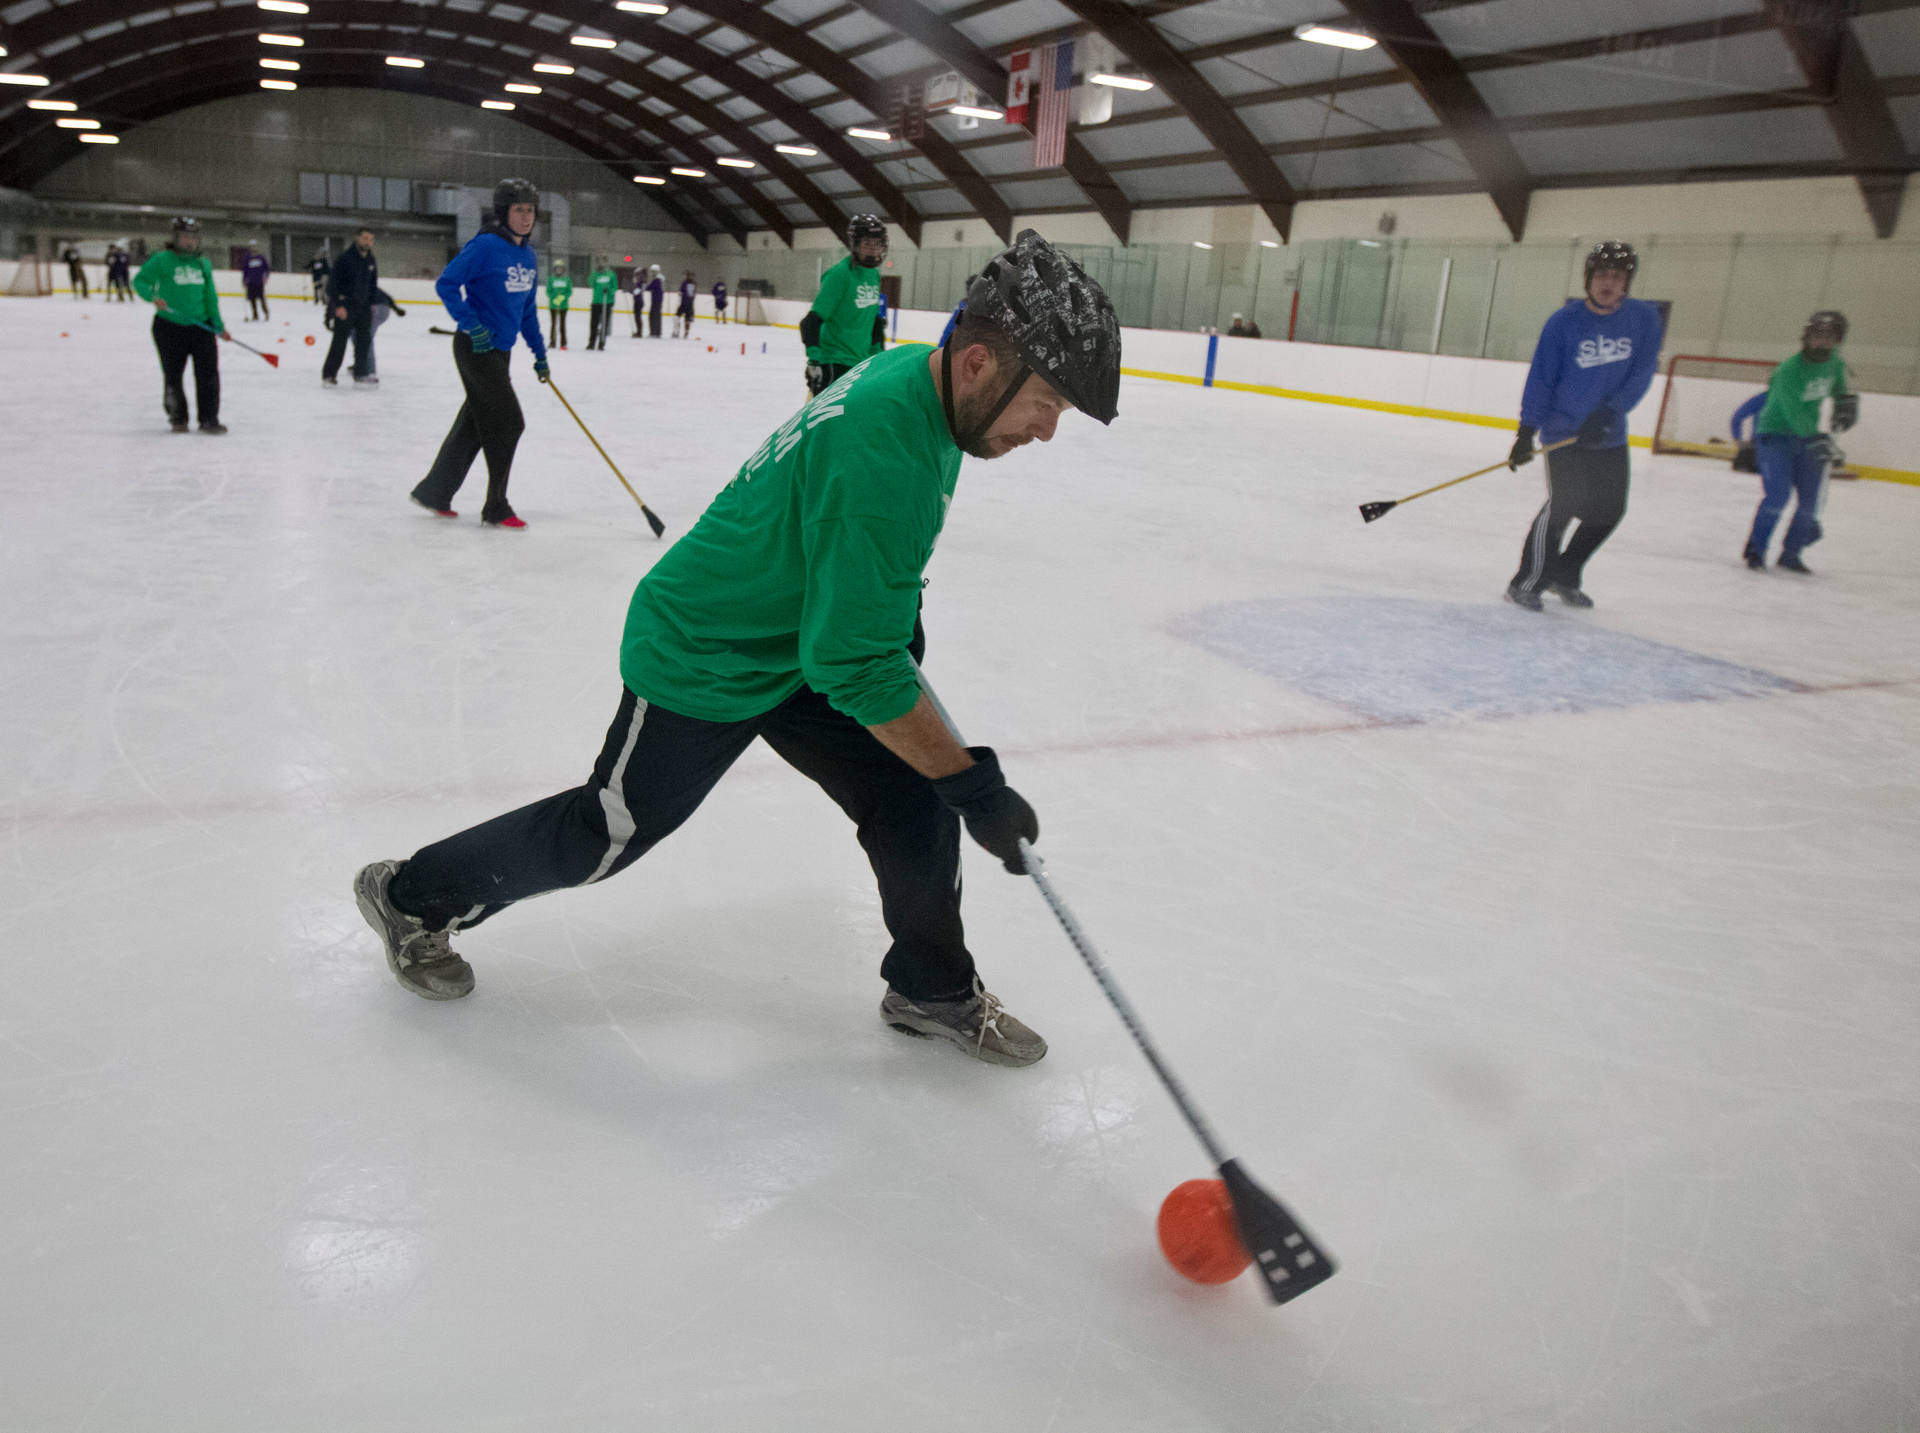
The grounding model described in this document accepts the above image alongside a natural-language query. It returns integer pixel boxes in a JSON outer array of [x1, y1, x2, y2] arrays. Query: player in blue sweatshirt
[[1505, 242, 1664, 610], [410, 178, 550, 530]]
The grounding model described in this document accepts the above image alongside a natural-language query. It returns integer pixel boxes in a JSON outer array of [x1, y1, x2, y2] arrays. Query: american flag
[[1031, 38, 1074, 169]]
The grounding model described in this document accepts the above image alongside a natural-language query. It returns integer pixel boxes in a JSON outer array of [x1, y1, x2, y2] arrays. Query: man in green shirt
[[1744, 309, 1856, 574], [545, 261, 571, 350], [132, 216, 229, 434], [802, 214, 888, 396], [588, 260, 619, 351], [355, 231, 1121, 1068]]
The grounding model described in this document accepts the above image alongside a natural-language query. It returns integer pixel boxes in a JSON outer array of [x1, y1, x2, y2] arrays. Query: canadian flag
[[1006, 49, 1031, 126]]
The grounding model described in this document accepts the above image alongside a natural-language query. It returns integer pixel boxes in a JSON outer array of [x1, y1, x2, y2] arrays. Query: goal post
[[3, 257, 53, 297], [735, 291, 770, 325], [1652, 354, 1777, 458]]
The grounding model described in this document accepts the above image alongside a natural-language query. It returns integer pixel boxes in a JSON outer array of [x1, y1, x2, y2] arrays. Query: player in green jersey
[[802, 214, 888, 396], [355, 231, 1121, 1068], [1744, 310, 1856, 574], [545, 261, 571, 350], [588, 261, 619, 350], [131, 216, 230, 434]]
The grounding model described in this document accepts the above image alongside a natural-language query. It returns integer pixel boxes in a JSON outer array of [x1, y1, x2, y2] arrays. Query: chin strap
[[940, 337, 1030, 452]]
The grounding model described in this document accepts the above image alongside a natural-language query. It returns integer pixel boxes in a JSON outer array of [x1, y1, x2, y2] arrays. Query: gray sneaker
[[881, 979, 1047, 1067], [352, 860, 475, 1000]]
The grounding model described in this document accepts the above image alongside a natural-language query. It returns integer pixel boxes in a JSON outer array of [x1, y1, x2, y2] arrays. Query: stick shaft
[[1385, 436, 1578, 506], [545, 377, 651, 512]]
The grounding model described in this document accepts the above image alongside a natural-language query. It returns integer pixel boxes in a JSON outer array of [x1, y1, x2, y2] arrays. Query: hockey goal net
[[3, 257, 53, 297], [1652, 354, 1777, 458], [735, 291, 770, 325]]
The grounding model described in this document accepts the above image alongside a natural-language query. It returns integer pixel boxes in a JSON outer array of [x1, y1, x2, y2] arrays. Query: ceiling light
[[504, 83, 542, 94], [633, 175, 666, 185], [715, 156, 754, 168], [949, 104, 1004, 120], [257, 0, 309, 11], [1260, 240, 1279, 248], [570, 34, 617, 48], [481, 100, 516, 110], [774, 143, 817, 157], [0, 73, 52, 86], [846, 126, 890, 141], [616, 1, 670, 11], [258, 33, 303, 47], [1357, 238, 1382, 247], [55, 117, 100, 129], [78, 133, 120, 144], [28, 99, 78, 111], [1088, 73, 1154, 91], [259, 57, 300, 70], [260, 79, 298, 91], [1295, 23, 1376, 50], [385, 56, 425, 68], [533, 63, 575, 75], [670, 166, 706, 177]]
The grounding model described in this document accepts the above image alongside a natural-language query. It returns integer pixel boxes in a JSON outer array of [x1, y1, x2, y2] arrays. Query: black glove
[[1732, 442, 1758, 474], [1831, 392, 1858, 432], [932, 747, 1038, 875], [1508, 424, 1538, 469], [804, 360, 826, 395], [1577, 406, 1616, 446]]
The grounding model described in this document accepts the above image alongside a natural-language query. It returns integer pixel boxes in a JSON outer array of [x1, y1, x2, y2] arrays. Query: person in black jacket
[[322, 229, 380, 386]]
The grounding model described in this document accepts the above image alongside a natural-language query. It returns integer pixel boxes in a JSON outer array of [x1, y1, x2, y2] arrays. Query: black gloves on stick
[[1508, 424, 1538, 470], [1831, 392, 1858, 432], [933, 747, 1038, 875], [1577, 406, 1617, 446]]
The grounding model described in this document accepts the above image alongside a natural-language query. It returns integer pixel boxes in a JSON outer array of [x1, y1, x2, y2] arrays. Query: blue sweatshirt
[[435, 228, 546, 359], [1730, 391, 1765, 443], [1519, 297, 1664, 447]]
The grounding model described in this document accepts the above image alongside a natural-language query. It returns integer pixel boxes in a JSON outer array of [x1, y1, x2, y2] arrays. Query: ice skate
[[410, 495, 458, 518], [1549, 582, 1593, 608], [353, 860, 475, 1000], [1505, 582, 1544, 612], [1778, 553, 1812, 574], [198, 421, 227, 435], [484, 513, 527, 530], [881, 978, 1046, 1067], [1744, 549, 1766, 571]]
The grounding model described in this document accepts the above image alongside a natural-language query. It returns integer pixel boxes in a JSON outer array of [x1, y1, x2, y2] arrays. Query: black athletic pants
[[152, 316, 219, 426], [68, 266, 88, 298], [632, 301, 644, 336], [649, 303, 663, 338], [588, 301, 612, 349], [247, 291, 269, 321], [1511, 445, 1630, 594], [322, 306, 372, 380], [387, 676, 973, 1000], [549, 309, 568, 348], [412, 333, 523, 523]]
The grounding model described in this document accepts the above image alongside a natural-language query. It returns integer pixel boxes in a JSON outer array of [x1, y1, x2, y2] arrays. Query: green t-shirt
[[1757, 351, 1848, 438], [546, 272, 571, 310], [620, 344, 959, 727], [132, 248, 223, 331], [591, 268, 618, 304], [805, 255, 884, 367]]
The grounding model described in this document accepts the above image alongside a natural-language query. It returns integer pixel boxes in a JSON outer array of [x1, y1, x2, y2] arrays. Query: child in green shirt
[[1744, 310, 1857, 573], [132, 215, 228, 433], [588, 263, 618, 350], [545, 261, 571, 350]]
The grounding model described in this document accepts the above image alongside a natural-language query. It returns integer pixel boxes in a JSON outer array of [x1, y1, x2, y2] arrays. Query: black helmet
[[956, 228, 1120, 426], [847, 213, 887, 266], [493, 177, 538, 223], [171, 216, 200, 234], [1804, 309, 1848, 345], [1584, 240, 1637, 284]]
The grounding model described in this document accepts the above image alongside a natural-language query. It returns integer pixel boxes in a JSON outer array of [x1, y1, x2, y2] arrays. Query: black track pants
[[247, 291, 270, 321], [589, 302, 612, 349], [152, 316, 219, 425], [412, 334, 524, 523], [388, 681, 974, 1000], [549, 309, 568, 348], [1511, 445, 1630, 593], [322, 306, 372, 380]]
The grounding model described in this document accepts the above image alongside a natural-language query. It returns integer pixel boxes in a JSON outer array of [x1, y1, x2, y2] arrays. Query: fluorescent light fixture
[[633, 175, 667, 185], [616, 1, 670, 11], [79, 132, 120, 143], [385, 56, 425, 68], [259, 57, 300, 70], [846, 126, 890, 141], [259, 78, 298, 91], [504, 83, 542, 94], [715, 156, 754, 168], [0, 73, 52, 86], [533, 63, 575, 75], [481, 100, 516, 110], [258, 0, 309, 11], [670, 166, 706, 177], [949, 104, 1004, 120], [1193, 241, 1213, 249], [28, 99, 79, 111], [56, 117, 100, 129], [570, 34, 617, 48], [1295, 23, 1376, 50], [1260, 240, 1279, 248], [1357, 238, 1382, 247], [774, 143, 817, 157], [258, 33, 303, 47], [1088, 73, 1153, 91]]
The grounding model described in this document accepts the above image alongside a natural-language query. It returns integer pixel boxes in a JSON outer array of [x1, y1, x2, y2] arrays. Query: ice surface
[[2, 294, 1917, 1432]]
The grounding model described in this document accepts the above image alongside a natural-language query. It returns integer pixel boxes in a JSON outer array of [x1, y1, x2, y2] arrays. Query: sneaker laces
[[399, 925, 455, 968]]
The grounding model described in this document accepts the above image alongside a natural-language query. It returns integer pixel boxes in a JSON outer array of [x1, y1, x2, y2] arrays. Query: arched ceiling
[[3, 0, 1917, 244]]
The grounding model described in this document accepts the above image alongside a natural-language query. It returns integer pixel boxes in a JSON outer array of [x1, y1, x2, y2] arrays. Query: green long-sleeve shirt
[[546, 272, 572, 310], [1757, 351, 1849, 438], [591, 268, 618, 304], [132, 248, 223, 331], [620, 345, 959, 727], [804, 255, 884, 368]]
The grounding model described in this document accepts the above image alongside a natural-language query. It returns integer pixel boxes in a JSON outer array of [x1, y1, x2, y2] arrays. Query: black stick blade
[[1358, 500, 1395, 523], [1218, 1158, 1336, 1306], [641, 504, 666, 538]]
